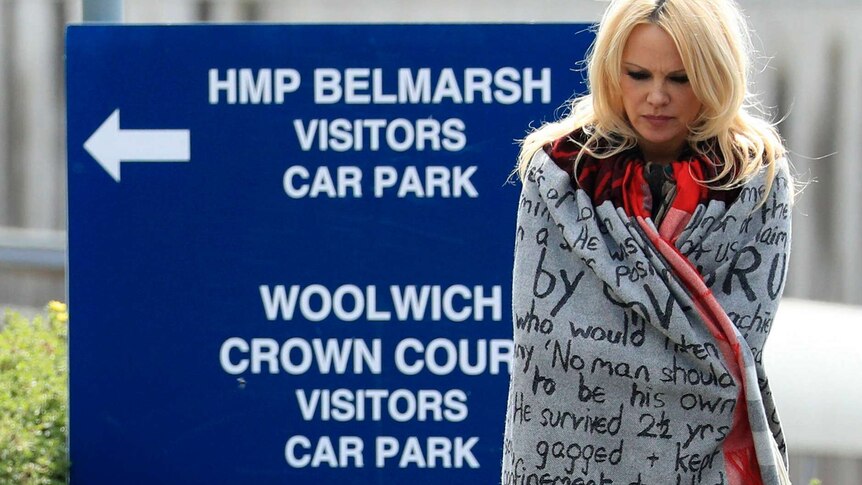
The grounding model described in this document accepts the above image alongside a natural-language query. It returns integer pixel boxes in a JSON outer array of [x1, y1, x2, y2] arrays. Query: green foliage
[[0, 302, 69, 485]]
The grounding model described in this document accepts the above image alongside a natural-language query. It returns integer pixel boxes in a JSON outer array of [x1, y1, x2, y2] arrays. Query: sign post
[[82, 0, 122, 22], [66, 24, 592, 484]]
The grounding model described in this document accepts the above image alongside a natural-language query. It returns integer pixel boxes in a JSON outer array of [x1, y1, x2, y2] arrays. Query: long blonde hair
[[518, 0, 786, 195]]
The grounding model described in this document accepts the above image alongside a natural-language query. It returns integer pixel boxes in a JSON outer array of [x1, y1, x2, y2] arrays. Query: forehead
[[622, 23, 684, 69]]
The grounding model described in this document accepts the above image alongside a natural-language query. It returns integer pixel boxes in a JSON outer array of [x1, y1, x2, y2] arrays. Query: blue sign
[[66, 24, 592, 484]]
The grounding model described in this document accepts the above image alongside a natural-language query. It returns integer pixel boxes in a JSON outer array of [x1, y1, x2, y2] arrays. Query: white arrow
[[83, 109, 191, 182]]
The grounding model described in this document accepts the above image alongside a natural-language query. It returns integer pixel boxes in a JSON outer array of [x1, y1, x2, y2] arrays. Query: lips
[[644, 115, 673, 121], [642, 115, 674, 127]]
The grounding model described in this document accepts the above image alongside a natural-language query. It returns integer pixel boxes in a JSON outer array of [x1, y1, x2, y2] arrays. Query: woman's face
[[620, 23, 702, 163]]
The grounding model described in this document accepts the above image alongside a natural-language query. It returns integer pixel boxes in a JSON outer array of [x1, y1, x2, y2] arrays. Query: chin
[[638, 126, 684, 141]]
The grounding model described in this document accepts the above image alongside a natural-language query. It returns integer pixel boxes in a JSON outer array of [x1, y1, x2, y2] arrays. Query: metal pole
[[82, 0, 123, 22]]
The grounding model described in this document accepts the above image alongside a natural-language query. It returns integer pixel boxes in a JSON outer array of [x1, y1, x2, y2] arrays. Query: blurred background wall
[[0, 0, 859, 482]]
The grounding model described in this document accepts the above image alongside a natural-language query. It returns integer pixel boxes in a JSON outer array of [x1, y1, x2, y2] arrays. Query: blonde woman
[[502, 1, 792, 484]]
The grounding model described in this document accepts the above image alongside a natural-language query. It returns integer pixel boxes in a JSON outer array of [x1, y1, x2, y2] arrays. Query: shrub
[[0, 302, 69, 484]]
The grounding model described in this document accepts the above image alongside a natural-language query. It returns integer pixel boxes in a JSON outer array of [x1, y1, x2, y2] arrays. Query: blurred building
[[0, 0, 859, 482]]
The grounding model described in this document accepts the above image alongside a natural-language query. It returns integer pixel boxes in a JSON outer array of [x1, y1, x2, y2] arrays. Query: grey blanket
[[502, 149, 792, 484]]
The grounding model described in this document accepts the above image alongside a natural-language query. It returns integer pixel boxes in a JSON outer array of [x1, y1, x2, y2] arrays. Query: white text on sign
[[259, 284, 501, 321], [208, 67, 551, 105], [219, 337, 513, 376], [293, 118, 466, 152], [282, 165, 478, 198], [284, 435, 480, 469]]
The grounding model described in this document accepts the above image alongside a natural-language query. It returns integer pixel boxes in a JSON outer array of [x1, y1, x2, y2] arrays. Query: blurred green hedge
[[0, 302, 69, 485]]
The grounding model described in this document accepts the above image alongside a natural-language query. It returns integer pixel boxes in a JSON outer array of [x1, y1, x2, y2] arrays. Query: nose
[[646, 82, 670, 107]]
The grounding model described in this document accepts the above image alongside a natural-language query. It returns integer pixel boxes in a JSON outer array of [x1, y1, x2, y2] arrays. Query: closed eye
[[669, 74, 690, 84], [626, 70, 650, 81]]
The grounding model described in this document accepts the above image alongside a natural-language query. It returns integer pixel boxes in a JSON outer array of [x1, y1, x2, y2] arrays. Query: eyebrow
[[622, 62, 687, 75]]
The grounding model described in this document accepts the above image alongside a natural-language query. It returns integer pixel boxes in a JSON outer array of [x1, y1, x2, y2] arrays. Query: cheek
[[619, 81, 639, 118], [679, 89, 702, 121]]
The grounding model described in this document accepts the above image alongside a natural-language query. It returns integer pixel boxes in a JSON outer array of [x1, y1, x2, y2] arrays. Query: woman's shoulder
[[766, 155, 795, 204], [540, 129, 592, 177]]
